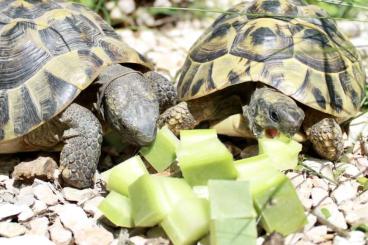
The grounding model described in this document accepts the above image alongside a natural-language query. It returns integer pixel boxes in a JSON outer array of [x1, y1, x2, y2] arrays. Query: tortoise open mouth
[[265, 128, 280, 138]]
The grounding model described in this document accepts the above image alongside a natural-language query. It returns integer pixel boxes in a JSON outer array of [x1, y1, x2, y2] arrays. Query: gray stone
[[12, 156, 58, 182]]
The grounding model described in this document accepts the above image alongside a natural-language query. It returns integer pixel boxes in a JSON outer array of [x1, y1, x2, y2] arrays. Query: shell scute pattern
[[178, 0, 366, 119], [0, 0, 151, 142]]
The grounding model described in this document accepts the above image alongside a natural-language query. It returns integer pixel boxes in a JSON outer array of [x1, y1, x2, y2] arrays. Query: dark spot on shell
[[325, 74, 343, 112], [312, 87, 326, 109], [191, 79, 205, 96], [251, 27, 276, 46], [228, 71, 240, 84], [14, 86, 41, 136]]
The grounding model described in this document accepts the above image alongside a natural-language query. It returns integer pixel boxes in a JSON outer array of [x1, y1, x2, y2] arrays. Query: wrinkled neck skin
[[242, 87, 305, 138], [100, 65, 159, 146]]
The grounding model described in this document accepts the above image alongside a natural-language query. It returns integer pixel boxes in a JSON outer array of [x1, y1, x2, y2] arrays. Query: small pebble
[[28, 217, 49, 237], [333, 231, 366, 245], [62, 187, 95, 203], [0, 203, 24, 221], [331, 181, 359, 205], [56, 204, 92, 233], [304, 225, 328, 243], [33, 183, 59, 206], [74, 226, 114, 245], [0, 222, 27, 238], [49, 218, 73, 245], [315, 202, 347, 230]]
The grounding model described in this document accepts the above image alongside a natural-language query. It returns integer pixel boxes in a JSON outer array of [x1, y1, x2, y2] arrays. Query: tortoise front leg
[[58, 103, 103, 189], [305, 118, 344, 161]]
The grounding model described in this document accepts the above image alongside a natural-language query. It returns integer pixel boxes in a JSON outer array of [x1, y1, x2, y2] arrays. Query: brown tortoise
[[0, 0, 176, 188], [159, 0, 366, 161]]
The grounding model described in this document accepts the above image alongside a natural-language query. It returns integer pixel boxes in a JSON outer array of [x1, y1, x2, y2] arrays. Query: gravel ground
[[0, 5, 368, 245]]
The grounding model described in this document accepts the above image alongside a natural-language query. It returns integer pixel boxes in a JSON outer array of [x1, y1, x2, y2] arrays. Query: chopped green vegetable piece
[[107, 156, 148, 196], [321, 208, 331, 219], [198, 235, 211, 245], [193, 186, 209, 200], [235, 155, 285, 195], [208, 180, 256, 219], [210, 219, 257, 245], [160, 198, 210, 245], [180, 129, 217, 146], [177, 130, 237, 186], [258, 134, 302, 170], [254, 178, 307, 235], [140, 126, 180, 172], [129, 175, 195, 227], [98, 191, 133, 227]]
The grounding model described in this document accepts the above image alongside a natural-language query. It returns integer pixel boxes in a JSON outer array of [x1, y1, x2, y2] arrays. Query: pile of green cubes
[[99, 127, 307, 245]]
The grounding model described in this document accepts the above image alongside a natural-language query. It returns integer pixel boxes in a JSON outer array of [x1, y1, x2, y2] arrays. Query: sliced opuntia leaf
[[258, 134, 302, 170], [208, 180, 256, 219], [107, 155, 148, 196], [177, 130, 237, 186], [254, 177, 307, 235], [179, 129, 217, 146], [140, 126, 180, 172], [235, 155, 285, 195], [193, 186, 209, 200], [98, 191, 133, 228], [160, 198, 210, 245], [129, 175, 195, 227], [210, 218, 257, 245]]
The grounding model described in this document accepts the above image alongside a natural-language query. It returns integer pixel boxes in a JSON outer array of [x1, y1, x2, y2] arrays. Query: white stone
[[62, 187, 95, 203], [129, 236, 148, 245], [304, 225, 328, 243], [49, 218, 73, 245], [110, 7, 124, 22], [303, 213, 317, 231], [0, 235, 55, 245], [311, 187, 329, 207], [18, 206, 34, 222], [33, 183, 59, 206], [28, 217, 49, 237], [32, 200, 47, 214], [82, 196, 104, 218], [284, 233, 304, 244], [333, 231, 366, 245], [331, 181, 359, 205], [315, 202, 347, 230], [345, 203, 368, 226], [118, 0, 135, 14], [335, 163, 362, 178], [303, 159, 335, 184], [0, 203, 24, 220], [0, 222, 27, 238], [56, 204, 92, 233], [310, 176, 329, 191], [74, 227, 114, 245]]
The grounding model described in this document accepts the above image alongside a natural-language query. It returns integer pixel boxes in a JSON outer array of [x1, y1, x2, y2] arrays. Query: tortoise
[[159, 0, 366, 161], [0, 0, 176, 188]]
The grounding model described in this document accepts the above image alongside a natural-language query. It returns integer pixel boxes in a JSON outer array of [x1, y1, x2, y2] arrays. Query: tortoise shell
[[178, 0, 366, 120], [0, 0, 152, 142]]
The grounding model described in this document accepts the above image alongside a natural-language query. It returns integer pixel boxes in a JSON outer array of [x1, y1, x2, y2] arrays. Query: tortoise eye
[[270, 109, 279, 122]]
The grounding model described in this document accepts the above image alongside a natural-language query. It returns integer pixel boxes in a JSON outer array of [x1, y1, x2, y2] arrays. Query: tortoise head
[[243, 87, 305, 138]]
